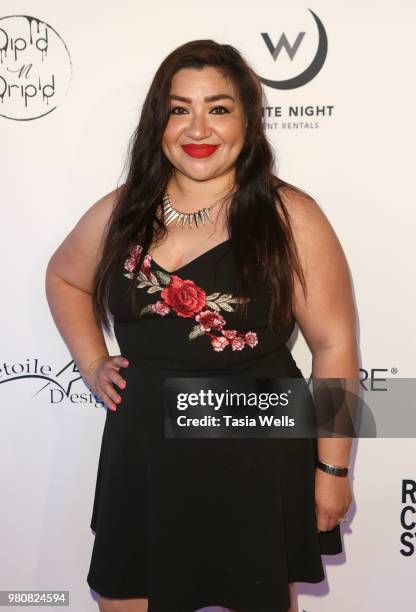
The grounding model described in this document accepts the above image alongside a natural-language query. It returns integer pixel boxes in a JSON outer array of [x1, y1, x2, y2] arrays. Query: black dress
[[86, 238, 342, 612]]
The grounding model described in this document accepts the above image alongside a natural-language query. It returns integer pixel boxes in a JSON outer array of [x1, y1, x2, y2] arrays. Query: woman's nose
[[185, 113, 211, 140]]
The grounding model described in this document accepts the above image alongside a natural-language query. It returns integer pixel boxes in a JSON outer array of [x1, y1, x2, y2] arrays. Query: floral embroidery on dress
[[123, 244, 258, 352]]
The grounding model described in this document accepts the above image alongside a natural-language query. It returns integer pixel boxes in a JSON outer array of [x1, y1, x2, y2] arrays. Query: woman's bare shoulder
[[274, 178, 355, 351], [274, 178, 327, 230], [45, 185, 124, 293], [273, 178, 340, 264]]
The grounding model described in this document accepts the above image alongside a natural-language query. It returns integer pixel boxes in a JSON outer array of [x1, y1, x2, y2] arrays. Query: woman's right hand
[[81, 355, 129, 411]]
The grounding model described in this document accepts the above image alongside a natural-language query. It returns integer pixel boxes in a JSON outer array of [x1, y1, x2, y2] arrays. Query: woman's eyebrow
[[169, 94, 235, 103]]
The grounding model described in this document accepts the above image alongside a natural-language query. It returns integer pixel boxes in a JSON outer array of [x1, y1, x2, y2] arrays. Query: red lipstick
[[181, 144, 220, 158]]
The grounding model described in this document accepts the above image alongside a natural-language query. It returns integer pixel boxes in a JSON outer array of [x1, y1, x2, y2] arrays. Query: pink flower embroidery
[[124, 244, 152, 277], [151, 300, 170, 316], [211, 335, 230, 352], [195, 310, 225, 332], [123, 243, 258, 352]]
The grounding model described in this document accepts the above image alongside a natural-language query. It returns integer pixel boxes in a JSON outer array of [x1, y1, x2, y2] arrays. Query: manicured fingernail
[[124, 360, 129, 366], [120, 382, 126, 388], [110, 404, 116, 411]]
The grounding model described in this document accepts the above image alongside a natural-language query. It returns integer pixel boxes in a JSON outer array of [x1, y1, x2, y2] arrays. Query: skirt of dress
[[86, 362, 342, 612]]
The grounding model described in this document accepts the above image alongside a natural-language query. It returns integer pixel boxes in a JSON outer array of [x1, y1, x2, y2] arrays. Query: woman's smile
[[180, 143, 220, 158]]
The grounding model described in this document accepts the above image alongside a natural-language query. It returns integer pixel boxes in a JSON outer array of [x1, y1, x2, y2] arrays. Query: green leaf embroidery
[[215, 302, 234, 312], [206, 294, 248, 313], [188, 324, 206, 340], [147, 286, 163, 294], [139, 304, 155, 316], [155, 270, 171, 285], [205, 292, 221, 300]]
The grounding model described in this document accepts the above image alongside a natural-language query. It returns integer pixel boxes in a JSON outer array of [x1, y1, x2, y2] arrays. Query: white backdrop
[[1, 1, 415, 610]]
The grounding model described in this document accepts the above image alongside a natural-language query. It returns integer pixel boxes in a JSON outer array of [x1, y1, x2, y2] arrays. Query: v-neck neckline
[[149, 238, 231, 275]]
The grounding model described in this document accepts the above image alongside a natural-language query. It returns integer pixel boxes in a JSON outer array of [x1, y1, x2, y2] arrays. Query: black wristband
[[317, 460, 349, 477]]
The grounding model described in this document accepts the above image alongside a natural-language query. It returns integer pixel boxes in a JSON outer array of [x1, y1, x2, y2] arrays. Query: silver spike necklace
[[160, 191, 219, 229]]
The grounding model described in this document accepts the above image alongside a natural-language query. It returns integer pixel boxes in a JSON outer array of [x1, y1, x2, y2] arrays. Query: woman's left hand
[[314, 467, 352, 532]]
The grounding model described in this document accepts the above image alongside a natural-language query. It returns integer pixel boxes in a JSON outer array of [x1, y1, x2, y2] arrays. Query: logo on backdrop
[[0, 14, 72, 121], [259, 8, 327, 90], [400, 479, 416, 557], [258, 8, 333, 131], [359, 368, 395, 391], [0, 358, 104, 408]]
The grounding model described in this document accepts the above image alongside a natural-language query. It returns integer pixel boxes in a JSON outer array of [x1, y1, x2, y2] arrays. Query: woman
[[45, 40, 356, 612]]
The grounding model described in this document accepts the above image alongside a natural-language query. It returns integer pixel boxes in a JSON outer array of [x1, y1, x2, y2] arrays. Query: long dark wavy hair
[[92, 39, 307, 336]]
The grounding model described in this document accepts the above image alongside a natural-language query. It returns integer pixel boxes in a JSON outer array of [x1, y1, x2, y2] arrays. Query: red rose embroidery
[[123, 244, 259, 352], [161, 275, 207, 318]]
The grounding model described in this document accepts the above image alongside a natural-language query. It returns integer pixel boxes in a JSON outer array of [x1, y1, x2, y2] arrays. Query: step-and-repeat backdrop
[[1, 1, 415, 610]]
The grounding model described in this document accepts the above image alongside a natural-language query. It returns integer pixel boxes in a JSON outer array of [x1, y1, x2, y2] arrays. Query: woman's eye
[[170, 106, 187, 115], [210, 106, 230, 114], [169, 106, 230, 115]]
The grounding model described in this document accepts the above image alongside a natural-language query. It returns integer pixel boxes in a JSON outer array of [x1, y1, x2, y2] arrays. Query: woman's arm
[[280, 186, 359, 460], [44, 187, 121, 378], [280, 186, 357, 530]]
